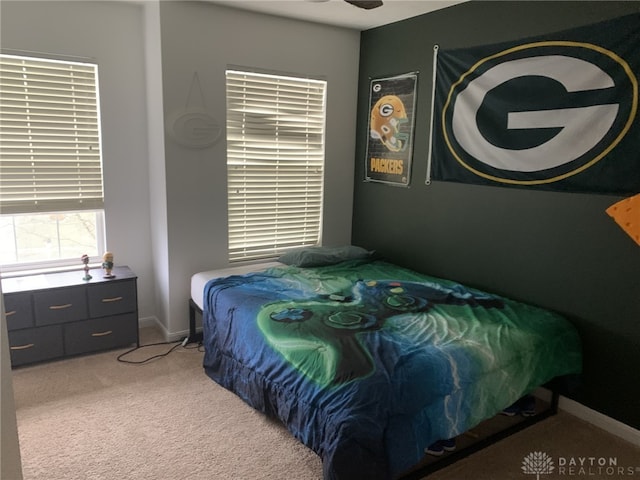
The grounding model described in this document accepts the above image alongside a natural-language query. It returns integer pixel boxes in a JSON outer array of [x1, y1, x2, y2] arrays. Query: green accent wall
[[352, 1, 640, 429]]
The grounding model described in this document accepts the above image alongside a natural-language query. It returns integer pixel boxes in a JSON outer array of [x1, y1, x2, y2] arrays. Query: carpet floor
[[11, 327, 640, 480]]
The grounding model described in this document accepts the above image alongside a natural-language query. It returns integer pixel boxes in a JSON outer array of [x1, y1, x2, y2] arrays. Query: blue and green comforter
[[202, 259, 581, 479]]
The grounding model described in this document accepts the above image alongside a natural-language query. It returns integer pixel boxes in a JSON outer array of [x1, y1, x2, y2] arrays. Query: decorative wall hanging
[[426, 13, 640, 195], [167, 72, 222, 149], [365, 72, 418, 186]]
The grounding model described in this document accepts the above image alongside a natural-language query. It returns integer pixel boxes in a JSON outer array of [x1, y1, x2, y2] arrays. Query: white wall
[[0, 1, 156, 321], [157, 2, 360, 336], [143, 1, 170, 335]]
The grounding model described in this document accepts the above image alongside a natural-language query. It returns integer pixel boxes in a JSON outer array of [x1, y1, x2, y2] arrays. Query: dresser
[[2, 265, 139, 367]]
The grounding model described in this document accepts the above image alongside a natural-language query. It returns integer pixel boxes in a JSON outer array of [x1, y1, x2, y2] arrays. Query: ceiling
[[203, 0, 468, 30]]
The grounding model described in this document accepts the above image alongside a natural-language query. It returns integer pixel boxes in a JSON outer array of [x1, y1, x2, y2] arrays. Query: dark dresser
[[2, 265, 139, 367]]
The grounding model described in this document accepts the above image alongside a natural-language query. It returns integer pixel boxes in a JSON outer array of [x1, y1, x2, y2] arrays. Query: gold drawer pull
[[101, 296, 123, 303], [11, 343, 35, 351], [49, 303, 72, 310], [91, 330, 113, 337], [5, 310, 17, 317]]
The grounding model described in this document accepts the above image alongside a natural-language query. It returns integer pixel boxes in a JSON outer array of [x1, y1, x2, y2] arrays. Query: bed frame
[[188, 297, 565, 479], [401, 390, 561, 479], [187, 298, 204, 345]]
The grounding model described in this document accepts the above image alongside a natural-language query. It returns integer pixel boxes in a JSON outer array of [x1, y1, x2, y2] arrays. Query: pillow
[[278, 245, 373, 267]]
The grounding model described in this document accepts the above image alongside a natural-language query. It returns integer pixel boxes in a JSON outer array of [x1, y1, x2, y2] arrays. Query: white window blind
[[0, 54, 104, 215], [226, 69, 327, 262]]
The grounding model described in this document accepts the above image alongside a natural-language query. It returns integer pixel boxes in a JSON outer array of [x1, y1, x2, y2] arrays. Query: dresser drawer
[[87, 280, 136, 318], [8, 325, 64, 366], [33, 287, 88, 326], [4, 292, 34, 331], [64, 313, 138, 356]]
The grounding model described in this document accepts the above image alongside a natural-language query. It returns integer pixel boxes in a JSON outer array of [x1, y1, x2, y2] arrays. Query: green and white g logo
[[442, 41, 638, 185]]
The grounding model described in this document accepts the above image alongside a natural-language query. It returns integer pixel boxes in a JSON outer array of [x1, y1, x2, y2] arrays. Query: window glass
[[0, 211, 105, 271]]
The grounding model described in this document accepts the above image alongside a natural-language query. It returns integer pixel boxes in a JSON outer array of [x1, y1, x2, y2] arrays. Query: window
[[0, 210, 104, 267], [0, 53, 105, 272], [226, 69, 327, 263]]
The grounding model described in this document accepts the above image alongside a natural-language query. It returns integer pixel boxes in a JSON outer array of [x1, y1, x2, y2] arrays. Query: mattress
[[190, 261, 284, 310]]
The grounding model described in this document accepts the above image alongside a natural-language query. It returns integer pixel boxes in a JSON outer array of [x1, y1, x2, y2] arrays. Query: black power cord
[[116, 337, 202, 364]]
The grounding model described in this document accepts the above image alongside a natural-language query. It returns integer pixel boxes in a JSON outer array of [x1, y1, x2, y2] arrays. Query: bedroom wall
[[352, 1, 640, 430], [156, 1, 360, 337], [142, 1, 171, 339], [0, 1, 157, 321]]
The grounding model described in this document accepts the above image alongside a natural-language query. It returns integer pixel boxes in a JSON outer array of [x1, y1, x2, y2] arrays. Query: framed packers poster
[[365, 72, 418, 186]]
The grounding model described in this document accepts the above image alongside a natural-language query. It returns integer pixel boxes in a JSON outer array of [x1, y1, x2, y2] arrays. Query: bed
[[191, 250, 581, 479]]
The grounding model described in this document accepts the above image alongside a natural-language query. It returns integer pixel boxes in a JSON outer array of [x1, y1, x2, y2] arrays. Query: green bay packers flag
[[427, 13, 640, 194], [366, 73, 417, 186]]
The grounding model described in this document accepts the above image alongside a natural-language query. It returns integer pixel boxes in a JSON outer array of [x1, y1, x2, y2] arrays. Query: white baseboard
[[137, 316, 193, 343], [558, 395, 640, 447], [138, 315, 159, 329], [536, 387, 640, 447]]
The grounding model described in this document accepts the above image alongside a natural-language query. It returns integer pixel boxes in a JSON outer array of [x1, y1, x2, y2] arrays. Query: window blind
[[0, 54, 104, 214], [226, 69, 327, 262]]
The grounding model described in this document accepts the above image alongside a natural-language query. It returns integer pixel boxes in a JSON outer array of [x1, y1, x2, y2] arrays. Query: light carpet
[[11, 327, 640, 480]]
